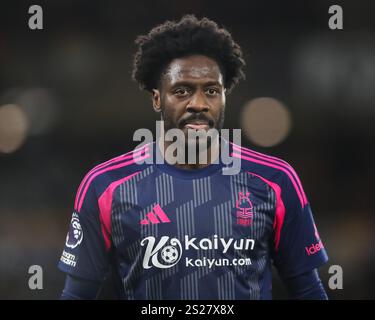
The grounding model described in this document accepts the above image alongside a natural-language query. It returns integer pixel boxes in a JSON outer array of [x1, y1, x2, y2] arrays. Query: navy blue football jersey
[[59, 140, 328, 299]]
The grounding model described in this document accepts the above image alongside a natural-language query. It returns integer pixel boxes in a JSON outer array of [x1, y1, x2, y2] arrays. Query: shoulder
[[232, 142, 293, 178], [231, 142, 307, 207], [74, 144, 152, 211]]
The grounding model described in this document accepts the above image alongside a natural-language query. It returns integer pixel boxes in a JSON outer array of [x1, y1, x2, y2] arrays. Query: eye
[[206, 88, 220, 96], [173, 88, 190, 96]]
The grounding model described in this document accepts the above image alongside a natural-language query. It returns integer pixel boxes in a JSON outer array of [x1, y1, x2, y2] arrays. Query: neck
[[158, 136, 220, 170]]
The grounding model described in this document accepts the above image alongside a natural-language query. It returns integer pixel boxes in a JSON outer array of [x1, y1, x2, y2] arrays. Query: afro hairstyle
[[132, 14, 246, 94]]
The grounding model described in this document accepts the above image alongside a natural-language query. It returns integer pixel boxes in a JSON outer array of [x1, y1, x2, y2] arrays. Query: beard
[[161, 105, 225, 132], [160, 105, 225, 162]]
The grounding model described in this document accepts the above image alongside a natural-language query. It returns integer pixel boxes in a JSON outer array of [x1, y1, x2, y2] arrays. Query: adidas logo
[[141, 204, 171, 225]]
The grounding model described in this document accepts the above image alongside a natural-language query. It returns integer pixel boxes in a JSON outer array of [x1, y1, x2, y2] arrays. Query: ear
[[151, 89, 161, 113]]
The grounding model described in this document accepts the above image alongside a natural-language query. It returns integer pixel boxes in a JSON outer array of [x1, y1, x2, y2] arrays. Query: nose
[[186, 91, 209, 113]]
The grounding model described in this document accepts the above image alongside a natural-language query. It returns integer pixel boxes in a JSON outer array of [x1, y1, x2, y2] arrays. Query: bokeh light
[[15, 88, 58, 136], [240, 97, 292, 147], [0, 104, 29, 153]]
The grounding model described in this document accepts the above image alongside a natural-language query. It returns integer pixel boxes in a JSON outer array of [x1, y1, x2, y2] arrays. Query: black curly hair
[[132, 14, 246, 94]]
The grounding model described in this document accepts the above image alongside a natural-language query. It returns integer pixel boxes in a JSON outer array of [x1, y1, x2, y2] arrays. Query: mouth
[[184, 121, 210, 130], [180, 118, 213, 131]]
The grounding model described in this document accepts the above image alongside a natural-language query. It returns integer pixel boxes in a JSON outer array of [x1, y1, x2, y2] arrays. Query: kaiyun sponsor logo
[[140, 235, 255, 269]]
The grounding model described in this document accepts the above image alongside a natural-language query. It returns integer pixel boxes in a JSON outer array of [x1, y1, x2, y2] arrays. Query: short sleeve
[[271, 166, 329, 278], [58, 179, 110, 282]]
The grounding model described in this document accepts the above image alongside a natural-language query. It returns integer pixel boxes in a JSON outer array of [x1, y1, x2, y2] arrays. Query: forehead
[[162, 55, 223, 86]]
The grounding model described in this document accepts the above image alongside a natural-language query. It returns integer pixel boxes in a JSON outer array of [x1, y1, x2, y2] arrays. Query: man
[[59, 15, 329, 299]]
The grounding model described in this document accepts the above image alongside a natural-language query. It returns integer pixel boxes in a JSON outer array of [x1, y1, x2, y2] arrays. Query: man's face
[[152, 55, 226, 140]]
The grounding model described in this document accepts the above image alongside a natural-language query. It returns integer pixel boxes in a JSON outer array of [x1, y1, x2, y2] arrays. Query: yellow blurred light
[[240, 97, 292, 147], [0, 104, 29, 153]]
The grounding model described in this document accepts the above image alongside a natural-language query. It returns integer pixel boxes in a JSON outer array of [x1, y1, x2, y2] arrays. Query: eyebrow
[[170, 80, 223, 88]]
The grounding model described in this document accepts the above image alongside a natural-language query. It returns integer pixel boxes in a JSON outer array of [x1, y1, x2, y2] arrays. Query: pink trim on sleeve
[[246, 171, 285, 251], [97, 172, 141, 251]]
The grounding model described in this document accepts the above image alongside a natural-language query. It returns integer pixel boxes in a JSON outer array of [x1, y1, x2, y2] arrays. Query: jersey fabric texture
[[58, 140, 328, 299]]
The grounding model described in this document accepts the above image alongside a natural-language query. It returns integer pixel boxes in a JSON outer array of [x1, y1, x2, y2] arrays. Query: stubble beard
[[160, 106, 225, 165]]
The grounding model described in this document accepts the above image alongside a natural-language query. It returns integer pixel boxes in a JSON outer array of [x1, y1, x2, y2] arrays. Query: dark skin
[[151, 54, 226, 170]]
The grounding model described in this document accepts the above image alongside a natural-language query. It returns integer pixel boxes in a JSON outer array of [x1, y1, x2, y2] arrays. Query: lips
[[180, 117, 213, 130], [184, 121, 210, 130]]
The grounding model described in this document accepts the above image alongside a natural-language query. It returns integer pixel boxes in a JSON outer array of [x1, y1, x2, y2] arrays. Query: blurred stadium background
[[0, 0, 374, 299]]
